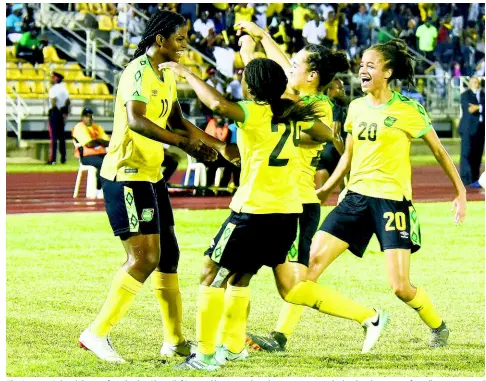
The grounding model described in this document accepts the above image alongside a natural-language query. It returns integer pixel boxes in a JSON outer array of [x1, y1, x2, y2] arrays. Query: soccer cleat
[[429, 322, 449, 347], [78, 328, 126, 363], [175, 353, 220, 371], [361, 310, 390, 354], [246, 331, 287, 352], [160, 340, 196, 358], [215, 345, 249, 364]]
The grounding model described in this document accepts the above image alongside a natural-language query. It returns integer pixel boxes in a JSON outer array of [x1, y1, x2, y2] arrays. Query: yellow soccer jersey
[[229, 101, 310, 214], [101, 54, 178, 182], [344, 91, 433, 201], [298, 94, 333, 204]]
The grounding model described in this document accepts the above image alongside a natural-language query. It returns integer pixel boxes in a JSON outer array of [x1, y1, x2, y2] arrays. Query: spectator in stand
[[324, 10, 338, 48], [213, 12, 226, 34], [205, 67, 224, 94], [319, 4, 335, 21], [347, 35, 361, 61], [459, 76, 485, 188], [7, 4, 24, 45], [193, 11, 215, 40], [72, 108, 110, 197], [16, 25, 47, 65], [399, 18, 417, 50], [302, 11, 326, 46], [226, 69, 243, 102], [117, 4, 134, 30], [437, 15, 452, 45], [370, 8, 381, 45], [292, 3, 311, 52], [180, 3, 197, 26], [352, 4, 373, 47], [128, 14, 146, 45], [253, 4, 268, 29], [415, 17, 438, 62], [434, 34, 454, 66], [451, 8, 464, 39], [234, 4, 254, 26], [337, 12, 349, 50], [461, 37, 477, 76], [452, 61, 462, 86], [203, 116, 238, 189], [211, 35, 235, 78], [47, 72, 70, 165]]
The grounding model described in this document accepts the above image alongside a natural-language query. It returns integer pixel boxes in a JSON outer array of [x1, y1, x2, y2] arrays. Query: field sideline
[[6, 202, 485, 377]]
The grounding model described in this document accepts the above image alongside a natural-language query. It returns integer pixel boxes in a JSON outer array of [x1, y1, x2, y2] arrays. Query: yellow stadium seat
[[7, 81, 18, 96], [93, 82, 113, 100], [253, 52, 267, 59], [21, 63, 43, 80], [189, 51, 204, 65], [43, 46, 67, 64], [98, 15, 113, 31], [36, 63, 51, 80], [76, 3, 89, 14], [112, 16, 124, 31], [102, 3, 117, 15], [18, 81, 37, 98], [52, 64, 66, 78], [188, 65, 202, 79], [33, 81, 47, 98], [6, 46, 17, 62], [7, 63, 21, 80], [89, 3, 104, 14], [67, 82, 81, 99], [77, 82, 94, 99]]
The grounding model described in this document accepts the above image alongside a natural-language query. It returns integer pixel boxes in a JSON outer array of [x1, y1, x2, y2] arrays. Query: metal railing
[[6, 89, 30, 144]]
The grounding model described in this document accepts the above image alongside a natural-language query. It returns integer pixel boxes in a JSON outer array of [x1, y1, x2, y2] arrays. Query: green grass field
[[6, 202, 485, 377]]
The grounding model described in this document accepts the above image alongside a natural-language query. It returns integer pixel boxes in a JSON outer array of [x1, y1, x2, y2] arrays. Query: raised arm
[[159, 63, 245, 123], [235, 21, 291, 70], [421, 128, 466, 224]]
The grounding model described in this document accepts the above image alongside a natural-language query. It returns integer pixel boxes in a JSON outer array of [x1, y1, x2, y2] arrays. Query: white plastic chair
[[184, 154, 207, 187], [72, 141, 98, 199], [214, 167, 225, 188]]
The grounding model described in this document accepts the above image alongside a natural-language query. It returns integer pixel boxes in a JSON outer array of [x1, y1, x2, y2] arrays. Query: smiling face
[[287, 49, 315, 93], [359, 49, 392, 94], [158, 25, 188, 63]]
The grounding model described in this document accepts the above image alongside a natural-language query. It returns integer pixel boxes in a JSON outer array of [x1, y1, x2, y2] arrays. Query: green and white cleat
[[215, 345, 249, 364], [429, 322, 449, 347], [160, 340, 196, 358], [361, 310, 390, 354], [175, 353, 220, 371]]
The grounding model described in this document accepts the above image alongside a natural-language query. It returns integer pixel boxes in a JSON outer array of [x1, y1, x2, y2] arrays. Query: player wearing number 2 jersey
[[311, 39, 467, 348], [236, 22, 389, 355]]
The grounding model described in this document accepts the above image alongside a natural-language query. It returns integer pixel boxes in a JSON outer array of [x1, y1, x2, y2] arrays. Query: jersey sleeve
[[236, 101, 251, 129], [399, 102, 433, 138], [121, 64, 151, 105], [343, 102, 355, 133], [72, 124, 92, 146]]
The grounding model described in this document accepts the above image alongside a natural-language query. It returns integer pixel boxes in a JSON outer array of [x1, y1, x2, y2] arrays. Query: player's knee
[[390, 281, 413, 301], [199, 261, 220, 286]]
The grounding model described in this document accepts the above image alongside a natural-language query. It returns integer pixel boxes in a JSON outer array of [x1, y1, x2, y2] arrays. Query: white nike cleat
[[78, 328, 126, 363], [361, 310, 390, 354], [160, 340, 196, 358], [215, 345, 249, 365]]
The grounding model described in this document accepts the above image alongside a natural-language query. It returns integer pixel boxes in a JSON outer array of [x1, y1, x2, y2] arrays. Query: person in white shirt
[[319, 4, 335, 21], [205, 68, 224, 94], [302, 12, 326, 45], [193, 11, 215, 40], [47, 72, 70, 165], [212, 37, 235, 78], [225, 69, 243, 101]]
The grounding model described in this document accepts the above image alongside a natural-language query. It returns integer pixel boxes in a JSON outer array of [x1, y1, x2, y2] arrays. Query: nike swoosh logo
[[372, 316, 380, 327]]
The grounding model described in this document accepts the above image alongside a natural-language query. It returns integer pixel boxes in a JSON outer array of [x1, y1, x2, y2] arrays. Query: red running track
[[6, 167, 484, 214]]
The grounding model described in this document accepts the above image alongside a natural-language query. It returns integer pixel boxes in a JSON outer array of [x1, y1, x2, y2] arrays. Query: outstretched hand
[[235, 21, 265, 40], [158, 62, 189, 79], [451, 193, 467, 225]]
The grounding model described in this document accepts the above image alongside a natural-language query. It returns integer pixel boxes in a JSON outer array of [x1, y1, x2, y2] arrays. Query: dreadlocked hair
[[131, 10, 186, 61], [304, 44, 350, 89], [244, 58, 322, 124], [368, 38, 416, 86]]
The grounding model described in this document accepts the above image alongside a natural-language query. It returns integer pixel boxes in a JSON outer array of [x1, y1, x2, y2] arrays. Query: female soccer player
[[273, 38, 467, 350], [235, 21, 388, 354], [78, 10, 238, 363], [160, 41, 387, 371]]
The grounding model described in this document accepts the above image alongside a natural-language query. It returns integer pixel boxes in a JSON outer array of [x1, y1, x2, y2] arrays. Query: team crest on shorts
[[384, 116, 397, 127], [141, 208, 154, 222]]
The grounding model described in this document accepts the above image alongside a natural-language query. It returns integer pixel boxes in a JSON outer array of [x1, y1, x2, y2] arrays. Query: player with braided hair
[[78, 10, 238, 363]]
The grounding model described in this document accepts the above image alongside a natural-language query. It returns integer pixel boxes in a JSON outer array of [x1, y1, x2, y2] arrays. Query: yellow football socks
[[152, 271, 184, 345], [285, 281, 376, 325], [406, 287, 442, 329], [217, 284, 250, 354], [275, 302, 305, 336], [90, 268, 143, 337], [197, 285, 225, 355]]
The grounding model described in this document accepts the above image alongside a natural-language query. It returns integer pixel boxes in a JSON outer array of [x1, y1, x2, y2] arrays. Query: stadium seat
[[7, 63, 21, 80], [72, 141, 98, 199], [34, 81, 47, 98], [36, 63, 51, 80], [188, 65, 203, 79], [52, 64, 66, 78], [43, 46, 66, 64], [78, 82, 94, 100], [7, 81, 18, 97], [89, 3, 104, 15], [93, 82, 114, 100], [112, 16, 124, 31], [98, 15, 113, 31], [184, 154, 207, 187], [17, 81, 36, 98], [189, 50, 205, 65], [6, 46, 17, 62], [76, 3, 90, 14], [65, 63, 91, 82], [67, 82, 81, 99], [21, 63, 44, 81]]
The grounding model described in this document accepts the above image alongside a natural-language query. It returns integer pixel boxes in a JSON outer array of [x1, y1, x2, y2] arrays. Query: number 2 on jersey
[[357, 122, 377, 141], [269, 122, 300, 167]]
